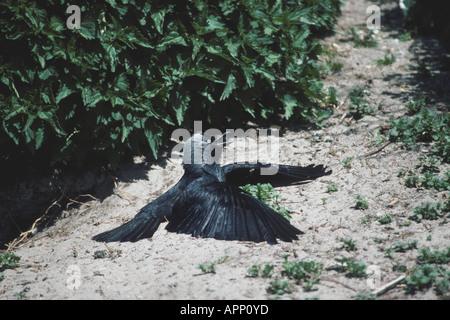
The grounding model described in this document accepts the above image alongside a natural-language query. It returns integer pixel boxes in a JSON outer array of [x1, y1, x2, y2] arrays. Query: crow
[[92, 133, 331, 244]]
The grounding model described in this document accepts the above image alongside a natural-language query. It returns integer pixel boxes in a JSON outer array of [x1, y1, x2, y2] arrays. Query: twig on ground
[[338, 112, 348, 124], [66, 194, 99, 209], [109, 173, 141, 202], [6, 199, 60, 252], [363, 140, 392, 158], [371, 275, 406, 296]]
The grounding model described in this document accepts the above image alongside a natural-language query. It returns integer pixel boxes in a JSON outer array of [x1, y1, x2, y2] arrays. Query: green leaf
[[151, 10, 167, 34], [220, 73, 237, 101], [80, 21, 96, 40], [56, 84, 72, 103], [283, 94, 298, 120], [34, 127, 45, 149]]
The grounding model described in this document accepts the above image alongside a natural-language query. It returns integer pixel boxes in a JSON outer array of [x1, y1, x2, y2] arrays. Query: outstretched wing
[[222, 162, 332, 186], [92, 180, 184, 242], [165, 176, 302, 244]]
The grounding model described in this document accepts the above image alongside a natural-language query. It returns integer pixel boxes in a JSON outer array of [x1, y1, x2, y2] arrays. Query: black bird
[[92, 133, 331, 244]]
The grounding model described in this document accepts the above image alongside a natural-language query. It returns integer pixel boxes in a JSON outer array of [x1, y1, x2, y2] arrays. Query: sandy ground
[[1, 0, 449, 300]]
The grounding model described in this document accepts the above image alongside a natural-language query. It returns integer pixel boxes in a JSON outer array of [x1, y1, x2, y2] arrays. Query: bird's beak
[[215, 131, 232, 147]]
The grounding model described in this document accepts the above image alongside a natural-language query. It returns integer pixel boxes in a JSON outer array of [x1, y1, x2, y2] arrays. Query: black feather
[[166, 177, 302, 244]]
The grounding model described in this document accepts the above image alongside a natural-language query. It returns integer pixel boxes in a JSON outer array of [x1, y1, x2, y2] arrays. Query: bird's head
[[183, 132, 228, 166]]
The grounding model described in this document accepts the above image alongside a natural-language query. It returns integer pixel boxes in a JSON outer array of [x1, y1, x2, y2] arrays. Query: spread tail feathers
[[166, 180, 303, 244], [92, 216, 163, 243]]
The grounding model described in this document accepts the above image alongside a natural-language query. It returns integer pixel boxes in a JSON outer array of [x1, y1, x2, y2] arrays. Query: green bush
[[401, 0, 450, 39], [0, 0, 341, 174]]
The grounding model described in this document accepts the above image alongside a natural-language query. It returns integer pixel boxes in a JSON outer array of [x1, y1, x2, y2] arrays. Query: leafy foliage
[[241, 183, 292, 220], [374, 53, 396, 67], [417, 247, 450, 265], [267, 278, 292, 295], [385, 240, 418, 259], [353, 195, 369, 210], [331, 257, 367, 278], [388, 109, 449, 162], [0, 0, 342, 174], [339, 238, 357, 251], [409, 201, 450, 222], [197, 262, 216, 274], [347, 27, 377, 48], [247, 264, 274, 278], [347, 87, 375, 119], [281, 259, 323, 291], [325, 183, 338, 193], [405, 264, 449, 295], [0, 252, 20, 271]]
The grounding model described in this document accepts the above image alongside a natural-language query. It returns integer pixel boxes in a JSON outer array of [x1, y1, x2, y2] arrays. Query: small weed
[[409, 201, 449, 222], [375, 53, 396, 66], [378, 214, 393, 225], [217, 255, 229, 264], [398, 31, 412, 41], [339, 238, 358, 252], [320, 46, 344, 75], [354, 195, 369, 210], [326, 86, 340, 106], [241, 183, 292, 220], [326, 183, 338, 193], [392, 264, 407, 272], [93, 250, 109, 259], [416, 247, 450, 265], [198, 262, 216, 274], [373, 237, 389, 244], [348, 87, 375, 119], [0, 252, 20, 271], [340, 157, 353, 170], [261, 265, 274, 278], [402, 169, 449, 191], [403, 246, 450, 295], [404, 264, 449, 295], [321, 197, 327, 205], [405, 264, 437, 293], [331, 257, 367, 278], [267, 278, 292, 295], [389, 109, 449, 162], [281, 258, 323, 291], [13, 287, 30, 300], [348, 28, 378, 48], [353, 292, 377, 300], [385, 240, 418, 258], [434, 271, 450, 296], [322, 58, 344, 74], [405, 95, 426, 115], [198, 255, 230, 274], [247, 265, 260, 278], [361, 214, 377, 225], [247, 264, 274, 278], [398, 220, 412, 227], [416, 155, 440, 173]]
